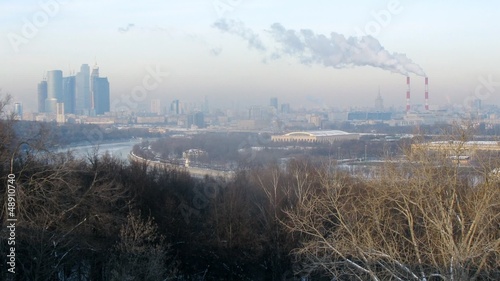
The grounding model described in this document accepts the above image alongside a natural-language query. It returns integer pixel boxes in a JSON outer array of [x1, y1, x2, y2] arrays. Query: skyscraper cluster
[[38, 64, 110, 116]]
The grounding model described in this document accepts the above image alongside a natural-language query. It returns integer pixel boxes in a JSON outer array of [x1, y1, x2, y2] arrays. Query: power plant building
[[405, 76, 430, 112]]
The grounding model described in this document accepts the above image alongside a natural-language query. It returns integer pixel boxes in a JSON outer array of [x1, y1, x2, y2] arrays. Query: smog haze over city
[[2, 0, 500, 112]]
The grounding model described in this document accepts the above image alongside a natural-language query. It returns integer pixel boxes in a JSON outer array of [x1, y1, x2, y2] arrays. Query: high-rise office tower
[[90, 65, 99, 110], [75, 64, 90, 115], [63, 76, 76, 114], [92, 77, 110, 115], [188, 111, 205, 128], [270, 97, 278, 110], [90, 64, 110, 115], [203, 95, 209, 114], [14, 103, 23, 120], [47, 70, 63, 102], [151, 99, 161, 115], [280, 103, 290, 114], [37, 80, 47, 113], [56, 102, 65, 123], [45, 98, 57, 114], [171, 100, 180, 115], [249, 106, 263, 120]]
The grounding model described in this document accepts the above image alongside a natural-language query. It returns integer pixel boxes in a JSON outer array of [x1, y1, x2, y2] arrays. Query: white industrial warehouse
[[271, 130, 359, 143]]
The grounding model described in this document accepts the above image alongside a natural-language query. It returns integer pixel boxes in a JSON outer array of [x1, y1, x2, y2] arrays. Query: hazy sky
[[2, 0, 500, 112]]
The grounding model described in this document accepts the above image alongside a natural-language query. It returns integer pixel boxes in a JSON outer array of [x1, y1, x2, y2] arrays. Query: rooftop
[[284, 130, 354, 137]]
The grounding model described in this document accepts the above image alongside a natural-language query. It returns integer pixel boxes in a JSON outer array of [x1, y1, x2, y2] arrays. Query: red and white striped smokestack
[[425, 77, 429, 110], [406, 76, 411, 111]]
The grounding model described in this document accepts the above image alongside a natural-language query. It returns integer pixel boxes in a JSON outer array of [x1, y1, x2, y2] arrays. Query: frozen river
[[55, 139, 144, 161]]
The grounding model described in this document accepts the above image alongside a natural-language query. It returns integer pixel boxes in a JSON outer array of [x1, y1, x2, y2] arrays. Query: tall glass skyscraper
[[47, 70, 63, 101], [171, 100, 180, 115], [14, 103, 23, 120], [45, 98, 58, 114], [38, 63, 109, 116], [92, 77, 110, 115], [88, 64, 110, 115], [62, 76, 76, 114], [270, 97, 278, 110], [90, 65, 99, 114], [46, 70, 63, 113], [75, 64, 90, 115], [37, 80, 47, 113]]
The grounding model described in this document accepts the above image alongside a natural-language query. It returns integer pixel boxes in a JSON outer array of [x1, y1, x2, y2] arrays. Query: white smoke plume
[[118, 23, 135, 33], [212, 19, 267, 51], [268, 23, 425, 76]]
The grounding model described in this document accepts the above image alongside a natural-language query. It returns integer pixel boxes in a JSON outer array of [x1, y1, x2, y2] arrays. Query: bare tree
[[286, 137, 500, 280], [3, 148, 130, 280], [109, 210, 176, 281]]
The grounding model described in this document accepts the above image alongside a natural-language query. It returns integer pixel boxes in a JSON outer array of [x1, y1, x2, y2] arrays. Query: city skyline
[[1, 1, 500, 112], [37, 63, 110, 116]]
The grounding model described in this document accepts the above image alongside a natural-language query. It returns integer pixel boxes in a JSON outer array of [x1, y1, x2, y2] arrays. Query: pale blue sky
[[1, 0, 500, 112]]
